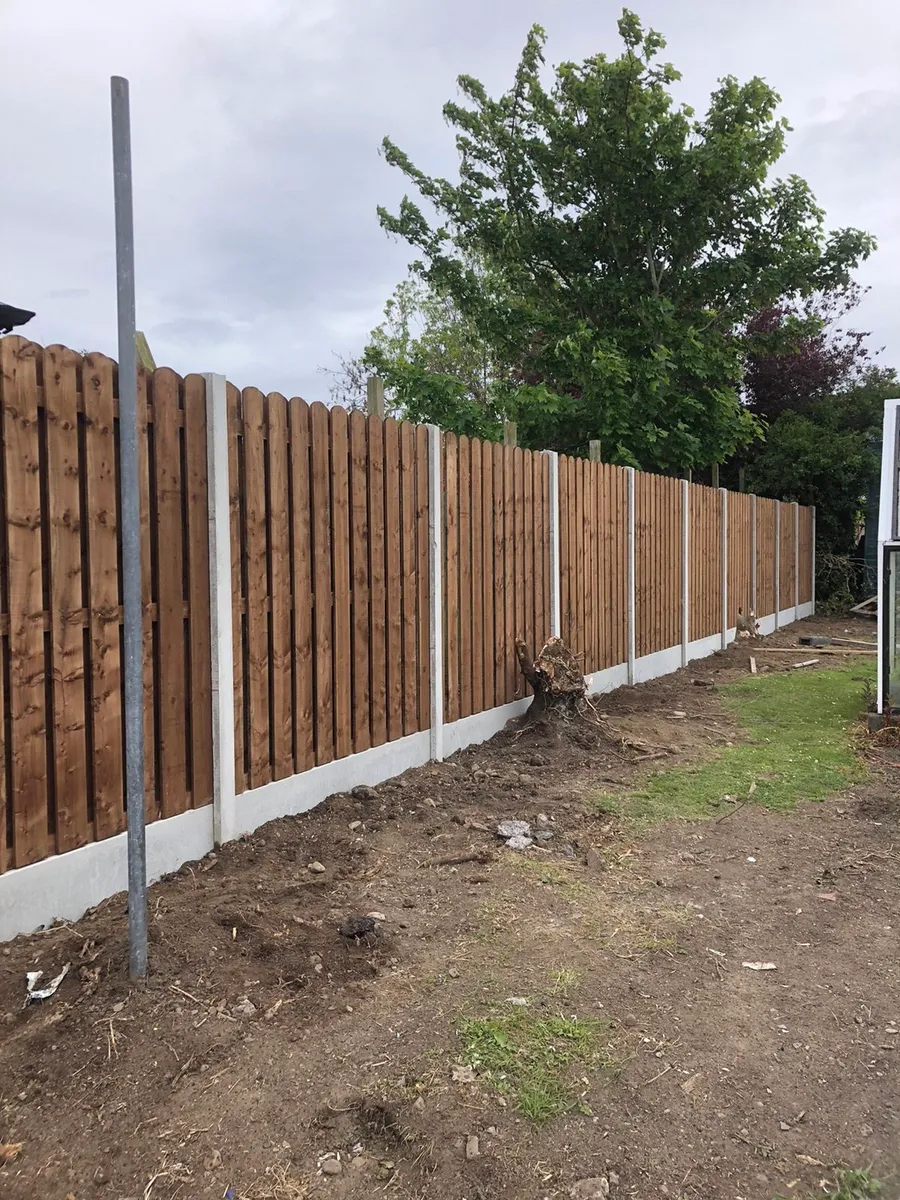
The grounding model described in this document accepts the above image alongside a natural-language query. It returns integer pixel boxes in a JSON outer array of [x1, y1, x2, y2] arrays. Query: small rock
[[366, 911, 387, 922], [570, 1178, 610, 1199], [308, 861, 326, 874], [497, 819, 531, 840], [233, 996, 257, 1019], [506, 835, 533, 851], [692, 677, 713, 687], [534, 829, 554, 843], [413, 1096, 426, 1112], [465, 1134, 480, 1160], [322, 1158, 343, 1176], [609, 1172, 620, 1186], [93, 1166, 110, 1186], [352, 785, 379, 803], [452, 1064, 477, 1083], [348, 820, 362, 832], [586, 847, 604, 872], [339, 916, 376, 939], [505, 996, 529, 1006]]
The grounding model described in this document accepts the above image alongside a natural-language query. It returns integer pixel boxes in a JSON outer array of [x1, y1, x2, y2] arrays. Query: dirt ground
[[1, 616, 898, 1200]]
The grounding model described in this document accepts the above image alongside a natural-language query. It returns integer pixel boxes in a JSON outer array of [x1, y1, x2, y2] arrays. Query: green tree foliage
[[746, 366, 897, 557], [377, 11, 875, 470]]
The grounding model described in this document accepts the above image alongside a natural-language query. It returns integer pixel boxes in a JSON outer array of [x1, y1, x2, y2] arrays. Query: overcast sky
[[2, 0, 899, 401]]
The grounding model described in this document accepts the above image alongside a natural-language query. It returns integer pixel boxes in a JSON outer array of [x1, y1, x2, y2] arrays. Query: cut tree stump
[[515, 636, 586, 718]]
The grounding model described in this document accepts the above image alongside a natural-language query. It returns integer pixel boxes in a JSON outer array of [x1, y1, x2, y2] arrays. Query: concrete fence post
[[204, 373, 237, 846], [627, 467, 636, 684], [720, 488, 728, 649], [547, 451, 562, 638], [681, 477, 689, 667], [774, 500, 781, 631], [427, 425, 444, 762]]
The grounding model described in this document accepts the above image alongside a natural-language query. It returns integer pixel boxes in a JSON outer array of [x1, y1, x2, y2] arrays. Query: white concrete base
[[0, 599, 819, 943], [0, 805, 214, 943]]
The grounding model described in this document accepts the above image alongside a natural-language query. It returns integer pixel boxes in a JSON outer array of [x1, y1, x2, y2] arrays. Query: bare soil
[[1, 617, 898, 1200]]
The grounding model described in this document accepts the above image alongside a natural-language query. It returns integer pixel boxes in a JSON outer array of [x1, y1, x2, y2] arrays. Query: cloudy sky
[[2, 0, 898, 401]]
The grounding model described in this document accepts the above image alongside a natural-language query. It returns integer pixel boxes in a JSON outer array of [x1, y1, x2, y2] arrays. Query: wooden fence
[[0, 337, 815, 874]]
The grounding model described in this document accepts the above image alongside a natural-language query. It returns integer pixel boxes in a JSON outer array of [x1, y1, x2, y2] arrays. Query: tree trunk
[[515, 636, 586, 718]]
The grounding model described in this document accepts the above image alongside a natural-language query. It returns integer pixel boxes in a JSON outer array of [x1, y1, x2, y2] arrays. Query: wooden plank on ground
[[415, 424, 430, 732], [267, 392, 292, 778], [444, 433, 460, 723], [44, 344, 89, 853], [0, 339, 48, 865], [85, 352, 125, 839], [183, 375, 213, 806], [309, 402, 334, 764], [349, 410, 370, 752], [384, 418, 403, 741], [241, 387, 270, 787], [331, 406, 352, 760], [289, 398, 315, 771], [400, 421, 419, 735], [367, 415, 387, 747], [226, 383, 246, 791]]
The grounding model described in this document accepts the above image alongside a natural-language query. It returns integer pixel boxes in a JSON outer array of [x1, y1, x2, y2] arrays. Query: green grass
[[603, 664, 872, 826], [458, 1006, 615, 1123], [777, 1168, 883, 1200]]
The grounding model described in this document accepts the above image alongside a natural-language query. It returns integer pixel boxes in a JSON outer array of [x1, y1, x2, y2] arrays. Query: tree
[[746, 366, 897, 558], [743, 286, 873, 424], [377, 10, 875, 470]]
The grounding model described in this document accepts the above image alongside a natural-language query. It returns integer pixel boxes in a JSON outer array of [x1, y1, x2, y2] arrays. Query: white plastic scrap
[[24, 962, 70, 1005], [742, 961, 777, 971]]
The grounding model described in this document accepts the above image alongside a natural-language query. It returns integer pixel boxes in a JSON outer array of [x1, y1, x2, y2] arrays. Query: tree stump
[[515, 636, 586, 718]]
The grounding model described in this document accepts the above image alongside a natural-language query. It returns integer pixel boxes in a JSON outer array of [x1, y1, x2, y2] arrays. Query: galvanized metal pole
[[111, 76, 147, 980]]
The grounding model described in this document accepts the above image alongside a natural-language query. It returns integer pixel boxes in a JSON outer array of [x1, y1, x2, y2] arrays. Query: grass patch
[[458, 1006, 615, 1123], [776, 1168, 883, 1200], [606, 664, 871, 826]]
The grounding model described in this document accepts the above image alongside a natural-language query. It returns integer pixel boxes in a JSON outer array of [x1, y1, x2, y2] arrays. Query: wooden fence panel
[[635, 473, 682, 657], [689, 484, 722, 642], [756, 497, 777, 619], [727, 492, 753, 629], [798, 507, 814, 605], [780, 503, 795, 611]]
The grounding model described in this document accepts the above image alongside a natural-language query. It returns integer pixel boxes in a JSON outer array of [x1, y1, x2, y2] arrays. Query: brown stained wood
[[558, 458, 569, 645], [542, 456, 551, 649], [330, 406, 352, 760], [458, 436, 472, 718], [575, 459, 586, 665], [470, 439, 484, 716], [182, 376, 213, 808], [44, 345, 90, 853], [267, 392, 293, 778], [226, 383, 246, 791], [503, 446, 515, 702], [444, 434, 460, 723], [241, 387, 270, 787], [383, 419, 403, 741], [367, 416, 387, 747], [85, 352, 125, 840], [514, 449, 527, 676], [566, 457, 577, 651], [523, 452, 534, 666], [532, 453, 544, 660], [137, 369, 157, 821], [780, 503, 794, 610], [482, 442, 496, 712], [0, 339, 48, 865], [415, 424, 430, 732], [399, 422, 419, 735], [289, 398, 315, 771], [309, 402, 334, 764], [349, 411, 371, 752], [492, 442, 505, 703]]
